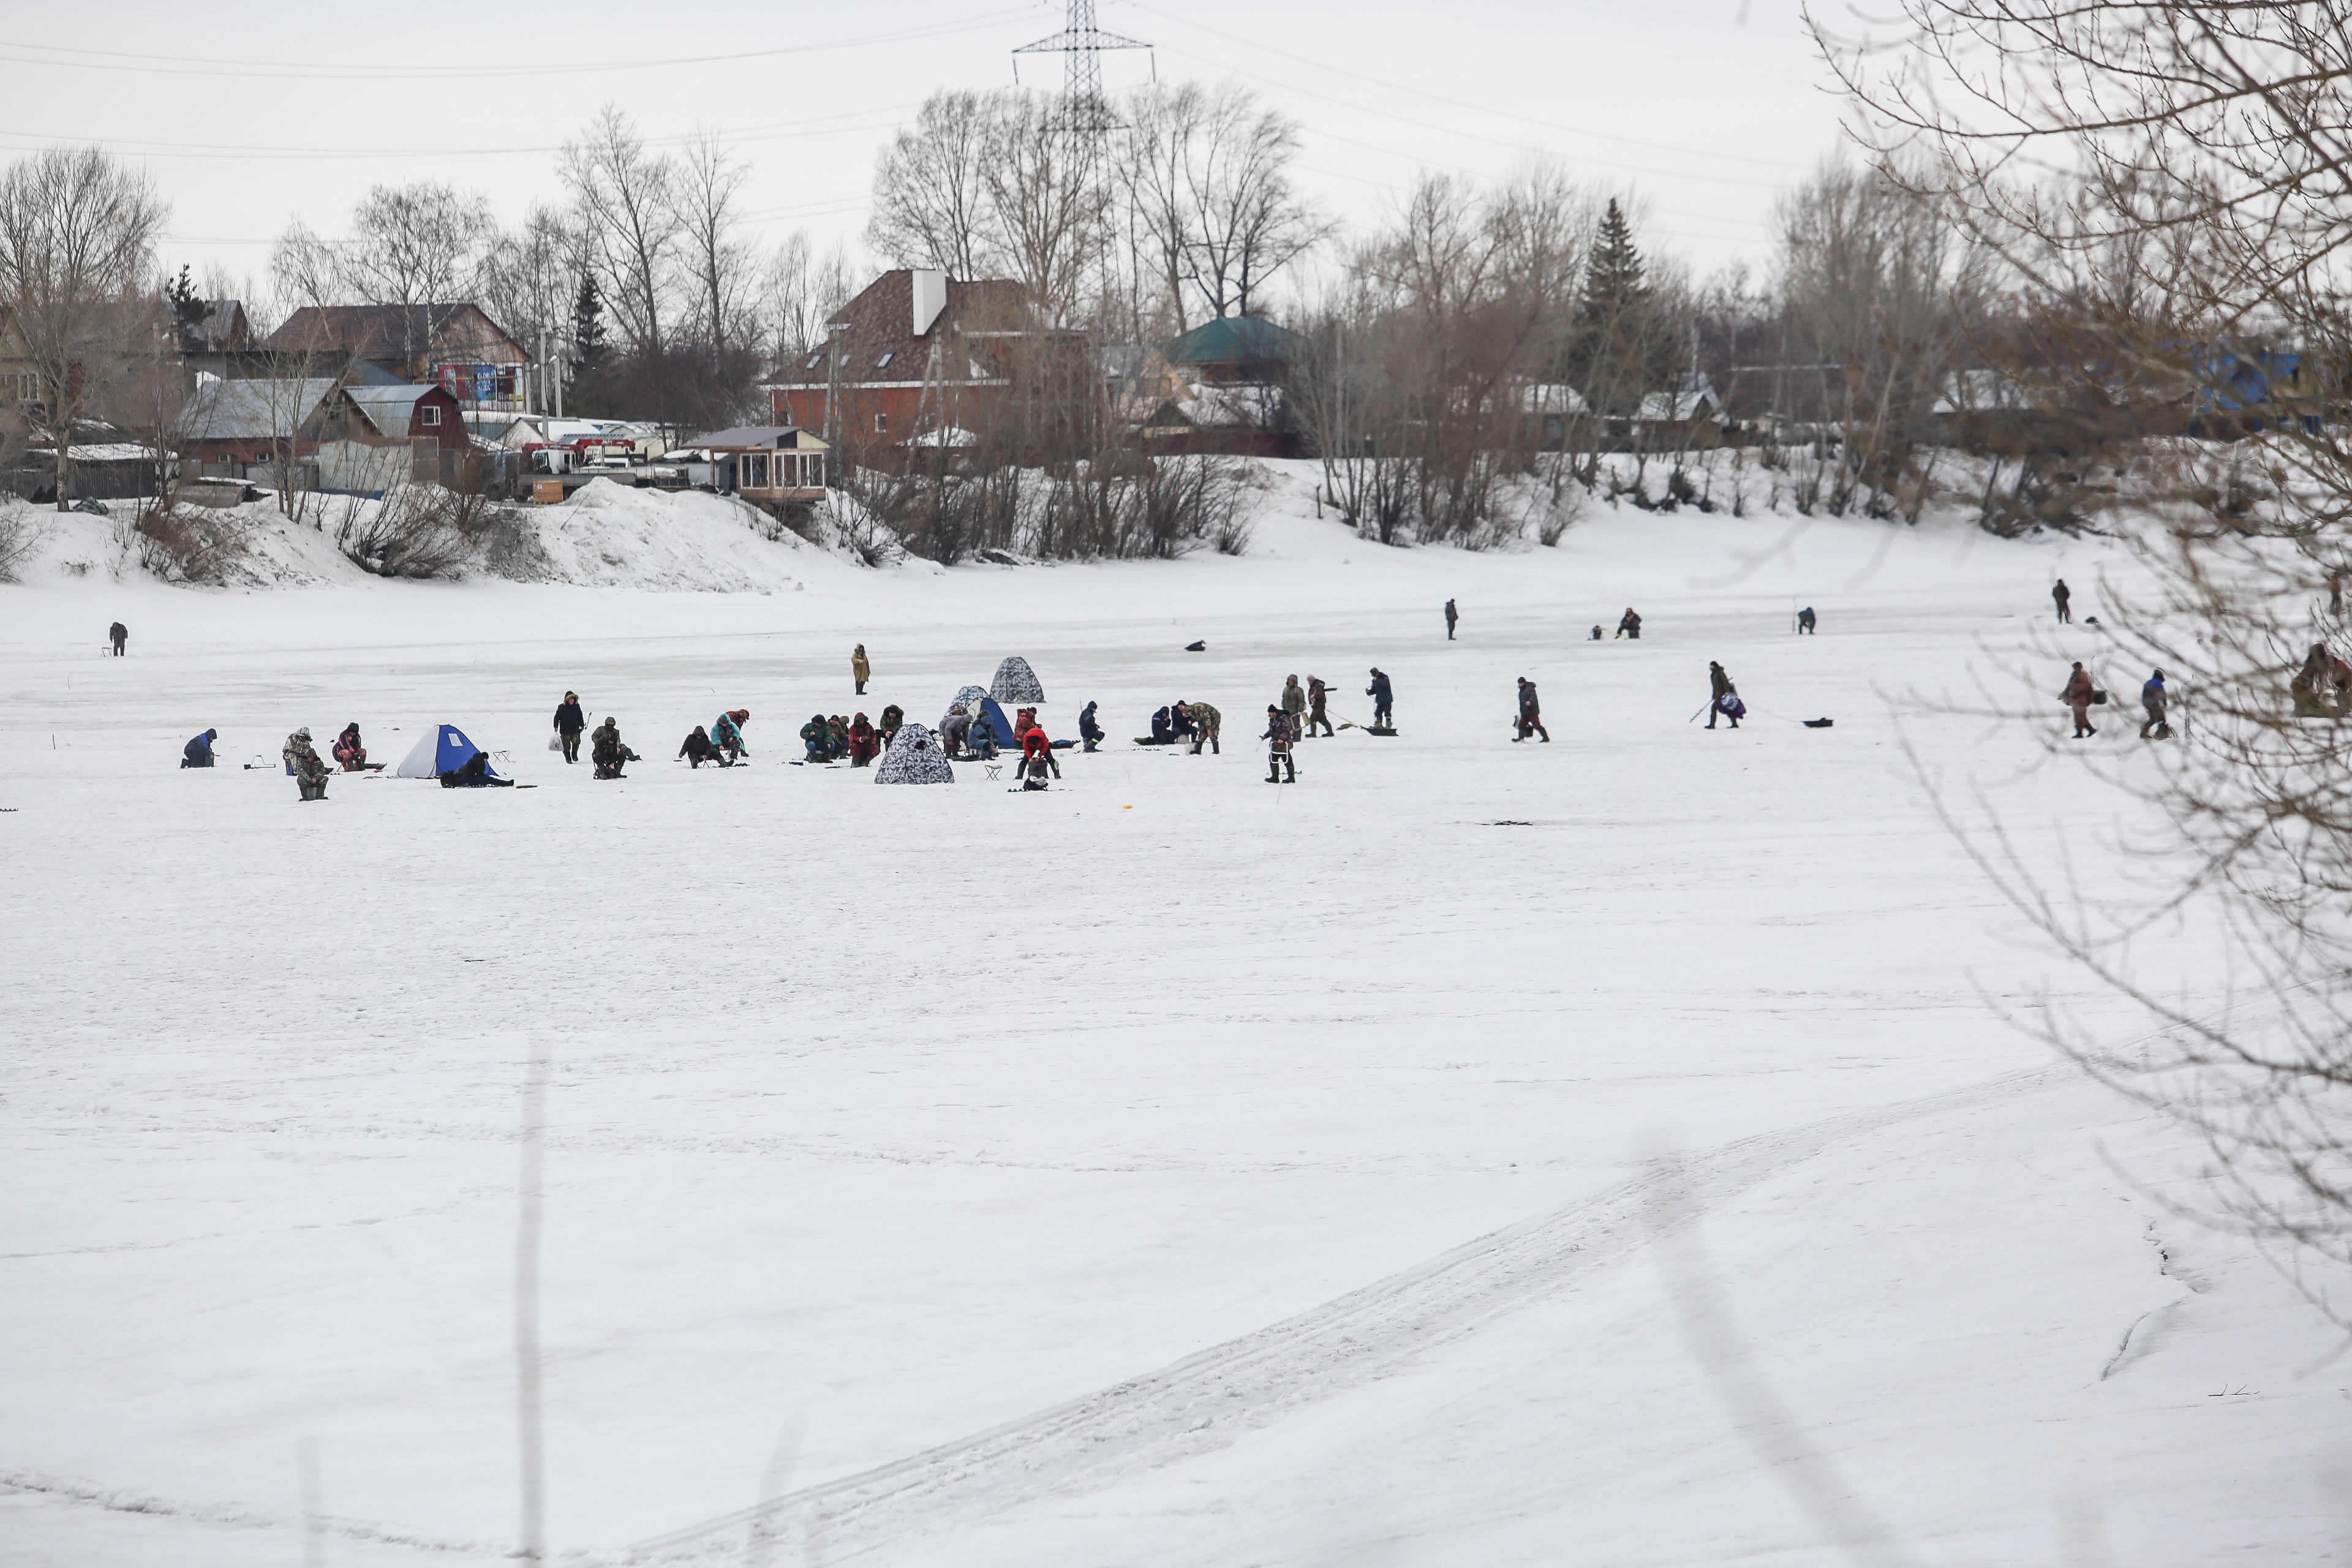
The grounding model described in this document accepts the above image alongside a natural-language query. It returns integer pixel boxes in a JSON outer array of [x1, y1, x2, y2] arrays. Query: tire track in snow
[[626, 1061, 2077, 1563]]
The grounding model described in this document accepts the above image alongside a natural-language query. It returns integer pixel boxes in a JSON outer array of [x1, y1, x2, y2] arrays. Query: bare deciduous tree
[[674, 129, 759, 368], [0, 145, 167, 510], [1822, 0, 2352, 1289], [560, 105, 679, 358], [866, 90, 998, 280]]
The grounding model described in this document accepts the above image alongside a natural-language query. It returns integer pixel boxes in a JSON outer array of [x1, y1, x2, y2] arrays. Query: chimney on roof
[[911, 270, 948, 337]]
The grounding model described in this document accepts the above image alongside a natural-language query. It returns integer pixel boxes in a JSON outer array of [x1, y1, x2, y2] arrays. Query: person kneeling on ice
[[1079, 700, 1104, 753], [1514, 678, 1550, 742], [1169, 703, 1199, 747], [1261, 705, 1298, 783], [591, 718, 639, 780], [679, 725, 727, 767], [333, 721, 368, 771], [711, 709, 750, 762], [284, 726, 330, 801], [1143, 706, 1176, 745], [439, 751, 514, 788], [182, 728, 217, 768], [849, 712, 880, 767], [800, 713, 832, 763]]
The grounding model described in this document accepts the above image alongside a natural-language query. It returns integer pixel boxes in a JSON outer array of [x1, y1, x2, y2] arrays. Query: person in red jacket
[[848, 712, 880, 767], [1017, 723, 1059, 785]]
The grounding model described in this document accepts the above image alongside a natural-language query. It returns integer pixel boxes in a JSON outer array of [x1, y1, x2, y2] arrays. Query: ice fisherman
[[1179, 699, 1221, 755], [1261, 704, 1298, 783], [1079, 700, 1104, 753], [712, 709, 750, 761], [181, 728, 217, 768], [333, 722, 368, 771], [1707, 662, 1742, 730], [440, 752, 514, 788], [2140, 669, 2171, 740], [849, 713, 880, 767], [284, 727, 330, 801], [553, 692, 587, 764], [2053, 579, 2073, 625], [1617, 608, 1643, 639], [108, 621, 127, 656], [1305, 676, 1333, 737], [679, 726, 726, 767], [1281, 676, 1306, 736], [591, 717, 639, 779], [1515, 678, 1549, 742], [2062, 662, 2097, 737], [1366, 667, 1395, 729], [1444, 599, 1459, 641], [1798, 606, 1817, 635], [853, 644, 872, 696], [801, 713, 833, 763]]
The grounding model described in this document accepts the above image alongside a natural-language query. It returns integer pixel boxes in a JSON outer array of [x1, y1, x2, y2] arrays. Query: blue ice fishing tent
[[972, 694, 1023, 746], [394, 723, 502, 779]]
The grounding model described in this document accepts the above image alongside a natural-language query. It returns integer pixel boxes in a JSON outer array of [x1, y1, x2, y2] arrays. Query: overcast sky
[[3, 0, 1853, 309]]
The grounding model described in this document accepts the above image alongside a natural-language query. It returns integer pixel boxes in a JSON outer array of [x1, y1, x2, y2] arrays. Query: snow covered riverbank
[[2, 486, 2342, 1566]]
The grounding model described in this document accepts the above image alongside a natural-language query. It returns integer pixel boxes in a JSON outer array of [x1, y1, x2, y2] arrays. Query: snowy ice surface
[[2, 467, 2346, 1566]]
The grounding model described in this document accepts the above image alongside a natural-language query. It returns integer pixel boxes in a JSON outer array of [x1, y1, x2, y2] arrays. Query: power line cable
[[0, 11, 1035, 82]]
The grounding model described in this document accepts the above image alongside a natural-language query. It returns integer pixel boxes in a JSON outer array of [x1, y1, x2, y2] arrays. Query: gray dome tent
[[953, 684, 989, 709], [875, 722, 955, 784], [990, 656, 1045, 703]]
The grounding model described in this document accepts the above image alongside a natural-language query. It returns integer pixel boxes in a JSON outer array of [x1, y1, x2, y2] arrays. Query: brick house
[[764, 269, 1090, 458]]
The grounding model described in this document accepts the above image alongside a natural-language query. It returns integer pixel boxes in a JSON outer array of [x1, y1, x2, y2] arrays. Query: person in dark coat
[[2139, 669, 2171, 739], [711, 709, 750, 761], [679, 725, 726, 767], [1589, 624, 1604, 641], [1798, 606, 1817, 635], [1366, 668, 1394, 728], [2062, 662, 2097, 737], [1444, 599, 1459, 640], [1617, 608, 1643, 639], [1145, 706, 1175, 745], [1514, 678, 1550, 742], [1079, 700, 1104, 752], [554, 692, 586, 763], [879, 704, 905, 749], [182, 728, 217, 767], [2053, 579, 2073, 624], [849, 712, 880, 767], [827, 715, 851, 760], [108, 621, 127, 656], [800, 713, 832, 763], [1707, 662, 1740, 729], [1306, 676, 1333, 737], [1261, 705, 1297, 783], [965, 710, 999, 761], [439, 751, 514, 788], [332, 722, 368, 771], [1169, 703, 1198, 744], [591, 718, 639, 779]]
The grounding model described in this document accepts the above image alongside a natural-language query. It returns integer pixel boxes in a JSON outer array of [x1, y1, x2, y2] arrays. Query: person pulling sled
[[1707, 663, 1743, 729]]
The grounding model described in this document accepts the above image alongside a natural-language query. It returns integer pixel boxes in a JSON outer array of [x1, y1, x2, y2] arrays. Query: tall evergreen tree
[[165, 264, 209, 342], [1580, 200, 1648, 322], [567, 271, 609, 415]]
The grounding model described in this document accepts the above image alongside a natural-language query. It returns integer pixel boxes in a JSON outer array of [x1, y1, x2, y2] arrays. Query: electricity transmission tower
[[1014, 0, 1150, 135]]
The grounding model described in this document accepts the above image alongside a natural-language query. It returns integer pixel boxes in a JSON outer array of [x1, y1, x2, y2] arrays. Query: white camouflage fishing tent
[[952, 684, 989, 709], [875, 722, 955, 784], [990, 656, 1044, 703]]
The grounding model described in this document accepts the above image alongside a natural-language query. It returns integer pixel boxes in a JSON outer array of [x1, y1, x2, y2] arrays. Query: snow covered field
[[3, 470, 2346, 1565]]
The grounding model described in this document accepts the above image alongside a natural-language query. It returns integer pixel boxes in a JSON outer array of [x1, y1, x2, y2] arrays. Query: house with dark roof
[[692, 424, 829, 505], [1119, 315, 1308, 456], [763, 268, 1088, 456], [263, 304, 529, 414]]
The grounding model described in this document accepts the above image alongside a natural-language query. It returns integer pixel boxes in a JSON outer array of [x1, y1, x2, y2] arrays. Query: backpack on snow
[[1718, 694, 1746, 719]]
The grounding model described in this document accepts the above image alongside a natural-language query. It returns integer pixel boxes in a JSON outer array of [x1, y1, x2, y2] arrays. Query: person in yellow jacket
[[852, 644, 872, 695]]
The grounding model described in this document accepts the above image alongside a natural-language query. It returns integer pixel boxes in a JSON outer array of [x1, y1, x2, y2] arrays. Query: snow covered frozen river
[[3, 489, 2343, 1564]]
